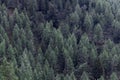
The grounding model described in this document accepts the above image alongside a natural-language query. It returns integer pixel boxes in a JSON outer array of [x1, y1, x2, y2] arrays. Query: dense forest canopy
[[0, 0, 120, 80]]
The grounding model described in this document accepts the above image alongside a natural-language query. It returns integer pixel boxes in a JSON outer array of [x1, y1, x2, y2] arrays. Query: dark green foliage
[[43, 60, 55, 80], [0, 57, 18, 80], [0, 0, 120, 80], [0, 39, 5, 57], [45, 45, 57, 68], [64, 49, 74, 74], [97, 76, 105, 80], [19, 49, 34, 80], [80, 71, 90, 80], [93, 23, 103, 42], [83, 12, 93, 32], [110, 72, 119, 80]]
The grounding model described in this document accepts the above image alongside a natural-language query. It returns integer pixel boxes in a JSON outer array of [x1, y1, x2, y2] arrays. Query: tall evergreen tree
[[69, 11, 79, 26], [83, 12, 93, 32], [0, 57, 18, 80], [80, 72, 90, 80], [0, 39, 5, 57], [110, 72, 119, 80], [19, 49, 33, 80], [43, 60, 55, 80], [6, 45, 15, 62], [99, 50, 111, 76], [64, 50, 74, 74], [93, 23, 103, 42], [34, 63, 43, 80], [70, 72, 77, 80], [45, 45, 57, 68]]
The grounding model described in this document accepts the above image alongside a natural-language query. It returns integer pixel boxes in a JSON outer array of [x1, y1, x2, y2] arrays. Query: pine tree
[[0, 39, 5, 57], [6, 45, 15, 62], [54, 29, 64, 52], [0, 0, 120, 80], [12, 24, 23, 54], [25, 22, 35, 53], [45, 45, 57, 68], [41, 22, 52, 52], [69, 11, 79, 26], [104, 39, 114, 52], [110, 72, 119, 80], [1, 15, 9, 30], [75, 3, 82, 20], [77, 33, 90, 64], [79, 33, 90, 48], [19, 49, 33, 80], [0, 25, 6, 36], [0, 25, 9, 47], [43, 60, 55, 80], [112, 20, 120, 41], [20, 28, 27, 49], [59, 23, 70, 38], [14, 9, 23, 28], [34, 63, 43, 80], [104, 3, 114, 26], [13, 24, 20, 44], [83, 12, 93, 32], [111, 55, 119, 71], [93, 23, 103, 42], [81, 46, 89, 63], [67, 33, 77, 56], [55, 74, 61, 80], [89, 48, 97, 64], [64, 53, 74, 74], [70, 72, 76, 80], [36, 47, 44, 65], [95, 0, 105, 13], [99, 50, 111, 76], [80, 72, 90, 80], [1, 4, 7, 16], [0, 57, 18, 80]]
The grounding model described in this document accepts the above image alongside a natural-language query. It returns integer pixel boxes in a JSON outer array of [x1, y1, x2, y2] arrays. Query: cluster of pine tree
[[0, 0, 120, 80]]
